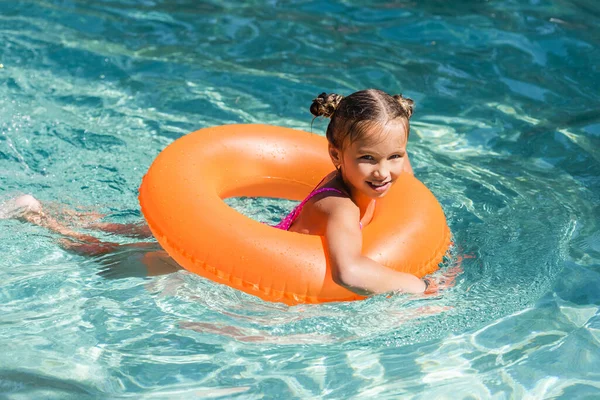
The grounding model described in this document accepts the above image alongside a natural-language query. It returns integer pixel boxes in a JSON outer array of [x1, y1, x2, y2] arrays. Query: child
[[2, 89, 455, 293], [275, 89, 446, 295]]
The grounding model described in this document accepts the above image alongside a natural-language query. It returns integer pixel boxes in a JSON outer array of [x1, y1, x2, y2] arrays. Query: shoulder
[[310, 190, 359, 223], [291, 193, 358, 236], [308, 173, 357, 218]]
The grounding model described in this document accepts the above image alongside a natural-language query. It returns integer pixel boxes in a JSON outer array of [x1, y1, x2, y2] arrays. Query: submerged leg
[[85, 221, 153, 239], [0, 194, 43, 219], [3, 194, 176, 277], [2, 195, 120, 256]]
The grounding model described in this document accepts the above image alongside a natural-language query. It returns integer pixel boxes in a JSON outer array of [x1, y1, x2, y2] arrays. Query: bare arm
[[320, 198, 426, 295]]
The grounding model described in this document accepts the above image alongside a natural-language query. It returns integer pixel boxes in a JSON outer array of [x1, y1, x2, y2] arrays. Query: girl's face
[[330, 120, 408, 200]]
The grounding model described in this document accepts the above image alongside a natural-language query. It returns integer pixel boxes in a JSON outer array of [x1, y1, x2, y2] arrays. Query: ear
[[328, 144, 342, 169]]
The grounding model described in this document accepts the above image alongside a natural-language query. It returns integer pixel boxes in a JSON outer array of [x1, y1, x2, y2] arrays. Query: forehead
[[351, 120, 408, 149]]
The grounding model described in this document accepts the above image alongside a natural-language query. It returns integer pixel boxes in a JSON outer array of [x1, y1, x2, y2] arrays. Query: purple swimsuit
[[274, 186, 363, 231]]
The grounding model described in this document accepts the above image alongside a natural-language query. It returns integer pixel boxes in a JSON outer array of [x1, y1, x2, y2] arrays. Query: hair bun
[[310, 92, 344, 118], [393, 94, 414, 119]]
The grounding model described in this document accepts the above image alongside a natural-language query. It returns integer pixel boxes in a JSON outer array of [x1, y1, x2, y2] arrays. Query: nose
[[374, 162, 389, 179]]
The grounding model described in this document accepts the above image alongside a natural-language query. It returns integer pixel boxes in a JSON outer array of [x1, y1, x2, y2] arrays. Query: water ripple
[[1, 0, 599, 397]]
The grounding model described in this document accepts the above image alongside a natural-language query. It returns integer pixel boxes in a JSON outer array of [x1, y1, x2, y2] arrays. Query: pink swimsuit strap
[[274, 186, 364, 231]]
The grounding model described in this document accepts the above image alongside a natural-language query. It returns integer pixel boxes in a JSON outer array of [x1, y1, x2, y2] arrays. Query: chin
[[363, 188, 391, 200], [371, 190, 390, 199]]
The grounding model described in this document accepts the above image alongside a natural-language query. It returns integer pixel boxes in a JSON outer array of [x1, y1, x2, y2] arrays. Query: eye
[[389, 154, 404, 160], [359, 155, 375, 161]]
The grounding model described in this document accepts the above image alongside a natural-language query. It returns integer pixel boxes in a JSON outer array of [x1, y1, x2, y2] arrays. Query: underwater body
[[1, 0, 599, 398]]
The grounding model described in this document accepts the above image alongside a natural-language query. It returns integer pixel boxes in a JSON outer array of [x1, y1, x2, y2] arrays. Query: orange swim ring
[[139, 124, 451, 305]]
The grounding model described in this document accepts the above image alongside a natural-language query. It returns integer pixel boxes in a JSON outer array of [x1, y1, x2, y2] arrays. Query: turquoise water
[[1, 0, 599, 398]]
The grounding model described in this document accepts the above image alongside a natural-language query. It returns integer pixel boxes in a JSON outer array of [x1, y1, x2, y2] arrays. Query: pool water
[[1, 0, 599, 398]]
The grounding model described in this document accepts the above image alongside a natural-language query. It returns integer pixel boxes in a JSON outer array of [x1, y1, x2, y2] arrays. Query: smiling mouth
[[367, 181, 391, 192]]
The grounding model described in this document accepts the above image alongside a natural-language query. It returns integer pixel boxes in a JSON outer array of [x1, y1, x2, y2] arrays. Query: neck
[[353, 190, 375, 217], [337, 171, 375, 217]]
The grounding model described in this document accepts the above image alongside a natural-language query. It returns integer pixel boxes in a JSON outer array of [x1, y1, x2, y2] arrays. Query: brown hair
[[310, 89, 414, 149]]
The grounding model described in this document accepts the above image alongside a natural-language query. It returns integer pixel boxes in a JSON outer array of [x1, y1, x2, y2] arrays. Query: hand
[[423, 265, 462, 295]]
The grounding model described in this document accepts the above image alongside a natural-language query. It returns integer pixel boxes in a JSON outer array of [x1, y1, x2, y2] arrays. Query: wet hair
[[310, 89, 414, 149]]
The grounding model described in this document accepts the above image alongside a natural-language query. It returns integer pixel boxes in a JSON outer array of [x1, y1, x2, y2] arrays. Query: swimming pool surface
[[1, 1, 599, 398]]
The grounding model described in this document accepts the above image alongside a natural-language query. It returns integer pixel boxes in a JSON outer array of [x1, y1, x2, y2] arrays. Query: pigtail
[[392, 94, 414, 119], [310, 93, 344, 119]]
